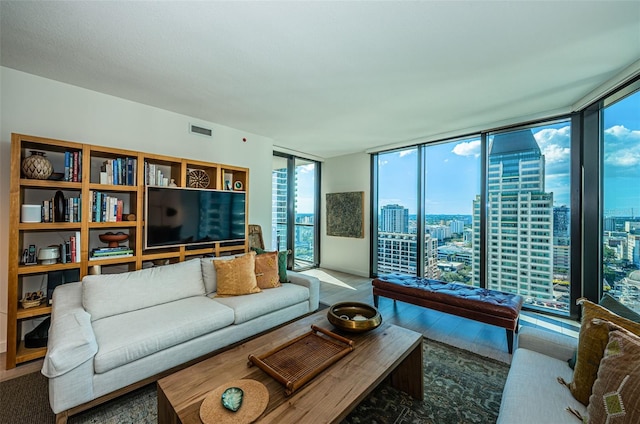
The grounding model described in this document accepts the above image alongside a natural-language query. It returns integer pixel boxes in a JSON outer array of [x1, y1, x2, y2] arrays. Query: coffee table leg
[[157, 384, 180, 424], [389, 339, 423, 400]]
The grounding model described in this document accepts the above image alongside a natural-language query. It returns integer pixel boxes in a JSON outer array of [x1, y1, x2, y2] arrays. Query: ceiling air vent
[[189, 123, 213, 137]]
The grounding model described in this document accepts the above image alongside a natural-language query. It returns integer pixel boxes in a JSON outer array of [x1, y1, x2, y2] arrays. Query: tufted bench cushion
[[372, 274, 523, 353]]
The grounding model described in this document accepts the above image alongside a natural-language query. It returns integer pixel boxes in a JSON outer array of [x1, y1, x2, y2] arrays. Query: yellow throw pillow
[[569, 299, 640, 405], [254, 251, 281, 289], [214, 252, 261, 297]]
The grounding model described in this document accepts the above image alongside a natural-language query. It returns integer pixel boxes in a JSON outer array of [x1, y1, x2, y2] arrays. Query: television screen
[[145, 186, 246, 249]]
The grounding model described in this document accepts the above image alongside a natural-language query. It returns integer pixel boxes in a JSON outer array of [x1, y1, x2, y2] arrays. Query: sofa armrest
[[517, 326, 577, 362], [287, 271, 320, 312], [42, 282, 98, 378]]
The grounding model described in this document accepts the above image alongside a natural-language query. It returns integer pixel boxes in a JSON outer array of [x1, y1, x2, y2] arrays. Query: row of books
[[63, 151, 82, 182], [100, 157, 137, 186], [89, 191, 124, 222], [41, 196, 81, 223], [144, 162, 171, 186], [60, 232, 81, 263], [90, 246, 133, 260]]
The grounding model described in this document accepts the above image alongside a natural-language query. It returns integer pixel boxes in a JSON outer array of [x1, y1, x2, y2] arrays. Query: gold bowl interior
[[327, 302, 382, 333]]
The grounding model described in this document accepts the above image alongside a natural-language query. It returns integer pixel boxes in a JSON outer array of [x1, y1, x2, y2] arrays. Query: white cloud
[[296, 164, 315, 174], [543, 144, 570, 163], [378, 159, 388, 166], [399, 149, 416, 157], [452, 140, 480, 157], [533, 126, 570, 165], [604, 125, 640, 168]]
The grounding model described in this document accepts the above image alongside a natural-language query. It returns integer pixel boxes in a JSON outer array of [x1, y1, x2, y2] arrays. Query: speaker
[[21, 204, 41, 223]]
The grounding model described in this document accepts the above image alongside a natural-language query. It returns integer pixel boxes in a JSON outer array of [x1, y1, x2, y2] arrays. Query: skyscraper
[[473, 130, 555, 302], [271, 167, 287, 251], [377, 203, 439, 278], [380, 204, 409, 233]]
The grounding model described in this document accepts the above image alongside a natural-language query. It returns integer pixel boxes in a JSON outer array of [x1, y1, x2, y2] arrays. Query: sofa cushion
[[214, 251, 261, 297], [201, 255, 238, 294], [92, 296, 234, 374], [497, 348, 586, 424], [212, 283, 309, 324], [569, 299, 640, 405], [83, 259, 205, 321], [255, 251, 281, 289], [252, 247, 290, 283], [585, 323, 640, 423]]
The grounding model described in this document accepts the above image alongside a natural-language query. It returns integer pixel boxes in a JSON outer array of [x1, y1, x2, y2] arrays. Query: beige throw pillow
[[254, 251, 281, 289], [214, 251, 260, 297], [568, 299, 640, 405], [585, 322, 640, 423]]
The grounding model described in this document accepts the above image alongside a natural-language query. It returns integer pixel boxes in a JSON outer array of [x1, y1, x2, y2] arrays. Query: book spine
[[126, 158, 133, 186], [70, 235, 76, 263], [133, 158, 137, 185], [116, 199, 123, 222], [66, 198, 71, 222], [101, 194, 107, 222], [74, 197, 79, 222], [75, 231, 81, 263], [72, 151, 79, 182], [64, 152, 71, 181], [77, 150, 82, 182], [65, 241, 71, 263]]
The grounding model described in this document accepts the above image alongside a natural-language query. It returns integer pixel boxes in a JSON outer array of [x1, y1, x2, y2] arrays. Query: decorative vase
[[22, 151, 53, 180], [54, 190, 66, 222]]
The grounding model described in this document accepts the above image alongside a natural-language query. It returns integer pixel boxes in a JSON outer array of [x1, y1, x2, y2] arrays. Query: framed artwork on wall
[[326, 191, 364, 238]]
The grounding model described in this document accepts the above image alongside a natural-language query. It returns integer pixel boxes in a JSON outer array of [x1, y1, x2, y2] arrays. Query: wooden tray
[[247, 325, 354, 396]]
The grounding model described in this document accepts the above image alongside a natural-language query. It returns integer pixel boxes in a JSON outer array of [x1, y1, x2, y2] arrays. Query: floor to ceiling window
[[373, 120, 573, 316], [375, 148, 418, 275], [602, 82, 640, 313], [372, 75, 640, 318], [485, 122, 572, 314], [272, 153, 320, 270], [424, 138, 480, 285]]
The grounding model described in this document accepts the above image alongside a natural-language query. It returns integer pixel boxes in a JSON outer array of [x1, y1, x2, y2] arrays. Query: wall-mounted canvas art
[[326, 191, 364, 238]]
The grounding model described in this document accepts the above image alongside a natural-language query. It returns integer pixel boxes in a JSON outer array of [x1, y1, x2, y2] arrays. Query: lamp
[[38, 246, 60, 265]]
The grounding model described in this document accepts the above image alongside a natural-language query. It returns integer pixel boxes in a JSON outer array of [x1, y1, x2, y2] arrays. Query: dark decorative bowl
[[99, 232, 129, 248], [327, 302, 382, 333]]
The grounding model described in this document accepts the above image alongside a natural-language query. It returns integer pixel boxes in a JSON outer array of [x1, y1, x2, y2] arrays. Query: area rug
[[0, 339, 509, 424]]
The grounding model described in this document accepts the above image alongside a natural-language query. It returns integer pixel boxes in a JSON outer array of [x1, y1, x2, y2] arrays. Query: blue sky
[[378, 91, 639, 215], [603, 92, 640, 216]]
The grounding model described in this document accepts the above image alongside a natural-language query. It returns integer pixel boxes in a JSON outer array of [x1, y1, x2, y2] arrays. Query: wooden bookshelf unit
[[6, 133, 249, 368]]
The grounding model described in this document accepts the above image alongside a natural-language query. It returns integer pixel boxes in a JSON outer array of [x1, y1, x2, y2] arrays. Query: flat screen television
[[144, 186, 246, 249]]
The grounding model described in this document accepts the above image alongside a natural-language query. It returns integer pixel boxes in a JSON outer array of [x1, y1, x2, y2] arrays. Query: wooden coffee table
[[157, 310, 423, 423]]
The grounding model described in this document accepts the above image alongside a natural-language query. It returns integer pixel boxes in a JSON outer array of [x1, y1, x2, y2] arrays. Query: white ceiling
[[1, 1, 639, 159]]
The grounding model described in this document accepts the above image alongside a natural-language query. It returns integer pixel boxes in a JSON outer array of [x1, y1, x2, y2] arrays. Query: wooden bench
[[372, 274, 524, 353]]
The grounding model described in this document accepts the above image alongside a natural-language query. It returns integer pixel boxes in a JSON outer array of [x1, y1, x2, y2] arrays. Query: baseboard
[[315, 265, 369, 278]]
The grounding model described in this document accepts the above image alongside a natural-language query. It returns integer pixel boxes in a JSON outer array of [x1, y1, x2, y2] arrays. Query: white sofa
[[41, 257, 320, 422], [497, 326, 584, 423]]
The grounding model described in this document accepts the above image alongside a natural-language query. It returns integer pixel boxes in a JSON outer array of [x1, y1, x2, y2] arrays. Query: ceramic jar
[[22, 151, 53, 180]]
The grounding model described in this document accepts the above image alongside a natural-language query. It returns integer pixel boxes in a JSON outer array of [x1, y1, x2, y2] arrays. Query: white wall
[[0, 67, 274, 353], [320, 152, 371, 277]]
